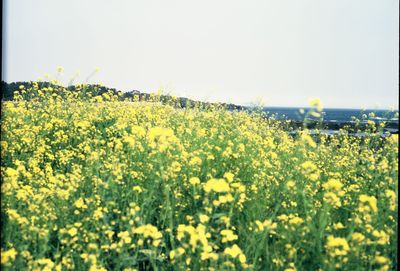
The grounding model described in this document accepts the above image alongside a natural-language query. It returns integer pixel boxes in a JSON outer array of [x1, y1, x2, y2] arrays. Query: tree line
[[1, 81, 245, 111]]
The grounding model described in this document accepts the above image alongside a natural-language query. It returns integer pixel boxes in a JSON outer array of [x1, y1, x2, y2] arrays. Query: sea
[[261, 107, 399, 135], [262, 107, 399, 122]]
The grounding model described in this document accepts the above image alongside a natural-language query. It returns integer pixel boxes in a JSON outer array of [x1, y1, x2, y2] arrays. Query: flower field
[[1, 84, 398, 271]]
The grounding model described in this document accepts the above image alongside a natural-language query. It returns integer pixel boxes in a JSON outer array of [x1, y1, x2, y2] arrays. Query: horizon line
[[2, 79, 399, 111]]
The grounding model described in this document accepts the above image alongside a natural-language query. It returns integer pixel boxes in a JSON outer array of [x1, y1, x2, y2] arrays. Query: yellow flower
[[200, 251, 219, 261], [221, 229, 238, 243], [133, 224, 162, 246], [189, 177, 201, 185], [189, 157, 202, 166], [223, 172, 235, 182], [372, 230, 389, 245], [148, 127, 174, 142], [289, 216, 304, 225], [309, 98, 323, 111], [359, 195, 378, 213], [324, 192, 342, 208], [1, 248, 17, 265], [199, 214, 209, 223], [123, 136, 136, 147], [117, 231, 132, 244], [239, 254, 246, 264], [285, 244, 297, 259], [301, 133, 317, 148], [333, 222, 345, 230], [37, 258, 55, 271], [385, 190, 396, 211], [224, 244, 243, 258], [286, 180, 295, 189], [169, 247, 185, 260], [74, 198, 86, 209], [133, 186, 143, 193], [203, 178, 230, 193], [284, 263, 297, 271], [277, 214, 289, 222], [218, 194, 234, 203], [325, 235, 350, 257], [300, 161, 319, 181], [255, 220, 265, 231], [351, 232, 365, 243], [323, 179, 343, 192], [68, 227, 78, 237], [374, 255, 389, 265], [388, 134, 398, 144]]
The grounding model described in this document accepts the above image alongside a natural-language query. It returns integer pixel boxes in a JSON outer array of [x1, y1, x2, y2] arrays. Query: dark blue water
[[262, 107, 399, 123]]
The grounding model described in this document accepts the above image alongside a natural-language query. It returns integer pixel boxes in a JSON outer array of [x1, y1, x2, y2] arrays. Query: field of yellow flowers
[[1, 83, 398, 271]]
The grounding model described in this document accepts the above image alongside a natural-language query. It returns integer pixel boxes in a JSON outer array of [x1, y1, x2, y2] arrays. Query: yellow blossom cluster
[[0, 82, 397, 270]]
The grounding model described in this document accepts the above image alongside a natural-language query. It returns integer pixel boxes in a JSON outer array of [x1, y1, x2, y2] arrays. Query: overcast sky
[[2, 0, 399, 109]]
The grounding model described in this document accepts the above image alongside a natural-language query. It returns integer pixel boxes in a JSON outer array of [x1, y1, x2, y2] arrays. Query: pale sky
[[2, 0, 399, 109]]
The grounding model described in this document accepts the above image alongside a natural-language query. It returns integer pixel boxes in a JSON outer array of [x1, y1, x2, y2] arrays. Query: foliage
[[1, 81, 245, 111], [1, 83, 398, 270]]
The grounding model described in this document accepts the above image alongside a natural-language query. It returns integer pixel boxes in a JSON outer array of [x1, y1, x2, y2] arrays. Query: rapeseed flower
[[203, 178, 230, 193], [1, 83, 397, 270]]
